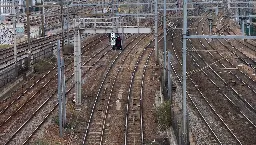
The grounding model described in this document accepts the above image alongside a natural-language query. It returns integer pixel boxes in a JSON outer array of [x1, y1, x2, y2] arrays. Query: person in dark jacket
[[115, 35, 122, 50]]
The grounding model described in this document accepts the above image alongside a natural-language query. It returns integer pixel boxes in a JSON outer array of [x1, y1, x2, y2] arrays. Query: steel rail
[[4, 34, 112, 145], [173, 14, 242, 144], [0, 34, 106, 112], [211, 18, 256, 111], [124, 44, 154, 145], [187, 15, 255, 144], [82, 33, 148, 144], [0, 35, 107, 129], [170, 23, 223, 144], [20, 31, 135, 144]]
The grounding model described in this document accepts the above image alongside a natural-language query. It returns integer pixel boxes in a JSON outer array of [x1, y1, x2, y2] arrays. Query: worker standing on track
[[115, 35, 122, 50]]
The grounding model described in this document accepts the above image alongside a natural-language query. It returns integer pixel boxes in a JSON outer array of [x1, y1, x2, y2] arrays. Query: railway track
[[0, 6, 93, 70], [81, 33, 151, 144], [1, 12, 138, 144], [201, 16, 256, 117], [0, 26, 136, 144], [0, 30, 79, 89], [0, 32, 93, 105], [0, 35, 107, 124], [0, 34, 110, 144], [166, 12, 256, 144], [170, 22, 223, 144], [81, 22, 164, 144], [210, 15, 256, 111], [184, 14, 256, 144], [216, 16, 256, 70], [124, 42, 154, 145]]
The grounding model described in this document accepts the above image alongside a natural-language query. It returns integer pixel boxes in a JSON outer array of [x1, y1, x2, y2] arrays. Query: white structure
[[0, 23, 14, 44], [0, 0, 38, 15], [0, 22, 40, 44], [0, 0, 13, 14]]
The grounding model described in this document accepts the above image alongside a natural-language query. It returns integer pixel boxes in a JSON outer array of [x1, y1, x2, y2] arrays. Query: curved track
[[0, 34, 110, 144], [169, 12, 256, 144], [186, 13, 256, 144]]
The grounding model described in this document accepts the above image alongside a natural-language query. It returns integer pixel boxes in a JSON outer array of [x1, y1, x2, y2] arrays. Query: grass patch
[[53, 115, 60, 126], [63, 44, 74, 55], [155, 100, 171, 131], [33, 56, 55, 74], [33, 139, 49, 145], [0, 44, 12, 49]]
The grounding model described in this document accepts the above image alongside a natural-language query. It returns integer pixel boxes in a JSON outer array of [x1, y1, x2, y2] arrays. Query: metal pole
[[43, 0, 45, 25], [236, 2, 238, 22], [78, 30, 81, 106], [57, 40, 63, 137], [67, 4, 70, 45], [154, 0, 158, 63], [102, 0, 104, 10], [12, 0, 17, 66], [26, 0, 31, 70], [209, 19, 212, 41], [163, 0, 167, 84], [117, 0, 119, 30], [41, 0, 45, 37], [249, 17, 251, 36], [137, 0, 139, 27], [0, 0, 1, 15], [3, 1, 5, 14], [74, 30, 81, 106], [151, 0, 153, 13], [148, 0, 150, 13], [182, 0, 188, 143], [122, 17, 124, 45], [167, 51, 172, 101], [61, 0, 64, 48], [242, 18, 245, 36], [74, 31, 78, 104], [61, 57, 66, 126]]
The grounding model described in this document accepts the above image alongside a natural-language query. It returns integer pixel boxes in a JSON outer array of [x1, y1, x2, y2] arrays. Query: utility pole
[[154, 0, 158, 63], [41, 0, 45, 37], [137, 0, 139, 27], [60, 0, 64, 49], [67, 3, 70, 45], [12, 0, 17, 70], [74, 30, 81, 106], [167, 51, 172, 101], [57, 40, 63, 137], [242, 16, 245, 36], [61, 57, 66, 126], [182, 0, 188, 144], [247, 0, 251, 36], [112, 0, 114, 32], [26, 0, 31, 71], [208, 12, 213, 42], [163, 0, 167, 86]]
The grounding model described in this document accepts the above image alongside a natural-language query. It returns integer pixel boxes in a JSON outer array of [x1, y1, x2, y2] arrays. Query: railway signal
[[110, 32, 116, 46]]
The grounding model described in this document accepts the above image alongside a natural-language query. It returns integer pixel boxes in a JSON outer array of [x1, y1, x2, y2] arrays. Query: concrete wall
[[0, 44, 53, 88]]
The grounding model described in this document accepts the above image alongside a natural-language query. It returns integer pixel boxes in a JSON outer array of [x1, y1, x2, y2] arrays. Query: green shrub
[[53, 115, 60, 125], [0, 44, 12, 49], [155, 101, 171, 131], [63, 44, 74, 55], [33, 59, 53, 74], [34, 139, 49, 145]]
